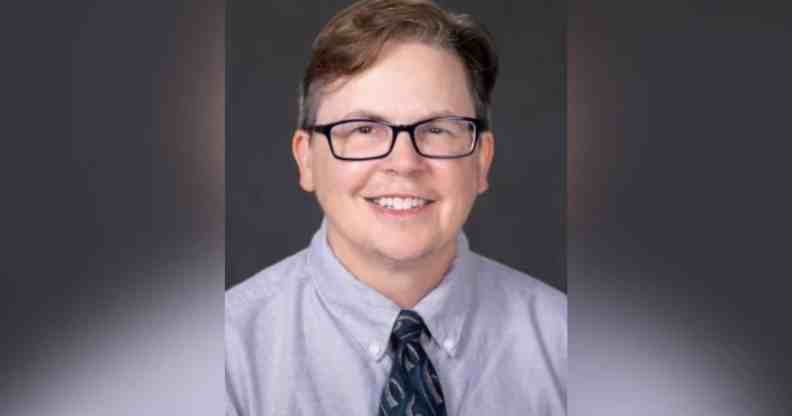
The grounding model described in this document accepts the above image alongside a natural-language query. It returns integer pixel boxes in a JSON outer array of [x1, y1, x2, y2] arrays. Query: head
[[292, 0, 498, 270]]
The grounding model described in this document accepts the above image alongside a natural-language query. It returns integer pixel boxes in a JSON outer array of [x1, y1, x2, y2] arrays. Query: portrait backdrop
[[227, 0, 565, 292]]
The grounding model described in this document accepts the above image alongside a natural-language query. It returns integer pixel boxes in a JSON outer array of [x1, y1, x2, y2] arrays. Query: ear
[[292, 129, 315, 192], [476, 131, 495, 194]]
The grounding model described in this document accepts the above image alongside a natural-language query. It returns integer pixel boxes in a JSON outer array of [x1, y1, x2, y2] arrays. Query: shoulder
[[474, 253, 566, 313], [225, 248, 311, 328], [468, 253, 567, 398], [225, 250, 312, 416], [225, 249, 313, 412], [472, 253, 567, 342]]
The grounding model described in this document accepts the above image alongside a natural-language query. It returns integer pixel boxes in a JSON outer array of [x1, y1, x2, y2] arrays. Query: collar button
[[443, 338, 456, 350], [368, 342, 382, 356]]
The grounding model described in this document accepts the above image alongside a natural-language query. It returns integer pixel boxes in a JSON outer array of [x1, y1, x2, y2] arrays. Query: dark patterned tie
[[378, 310, 447, 416]]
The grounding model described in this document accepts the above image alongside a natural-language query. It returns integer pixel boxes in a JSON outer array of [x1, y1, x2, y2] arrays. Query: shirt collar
[[306, 219, 476, 361]]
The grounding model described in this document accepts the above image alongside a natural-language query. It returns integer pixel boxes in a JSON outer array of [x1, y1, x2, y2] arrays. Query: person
[[225, 0, 566, 414]]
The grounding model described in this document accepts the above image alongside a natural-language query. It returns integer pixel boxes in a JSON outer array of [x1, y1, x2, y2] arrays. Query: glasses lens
[[330, 121, 391, 159], [414, 118, 476, 157]]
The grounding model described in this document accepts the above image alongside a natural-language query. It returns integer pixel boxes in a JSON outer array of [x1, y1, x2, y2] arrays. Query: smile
[[365, 196, 434, 211]]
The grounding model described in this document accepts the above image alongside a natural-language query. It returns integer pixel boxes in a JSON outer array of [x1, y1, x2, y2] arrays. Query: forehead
[[315, 41, 475, 123]]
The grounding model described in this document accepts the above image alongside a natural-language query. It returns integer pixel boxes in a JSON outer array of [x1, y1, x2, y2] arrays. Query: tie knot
[[391, 310, 427, 343]]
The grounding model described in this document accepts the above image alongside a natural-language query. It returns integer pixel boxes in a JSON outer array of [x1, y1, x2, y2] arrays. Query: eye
[[428, 127, 448, 135], [356, 125, 374, 134]]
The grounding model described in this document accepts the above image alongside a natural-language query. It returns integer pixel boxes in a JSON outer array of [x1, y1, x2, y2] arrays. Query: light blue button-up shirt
[[226, 221, 566, 415]]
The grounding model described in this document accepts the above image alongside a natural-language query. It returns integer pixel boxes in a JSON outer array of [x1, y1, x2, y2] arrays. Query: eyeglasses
[[308, 116, 487, 161]]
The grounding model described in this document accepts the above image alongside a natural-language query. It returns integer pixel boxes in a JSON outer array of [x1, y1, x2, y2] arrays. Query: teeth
[[371, 196, 429, 210]]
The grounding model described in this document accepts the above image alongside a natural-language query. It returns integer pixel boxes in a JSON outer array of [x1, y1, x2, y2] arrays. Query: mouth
[[363, 195, 435, 212]]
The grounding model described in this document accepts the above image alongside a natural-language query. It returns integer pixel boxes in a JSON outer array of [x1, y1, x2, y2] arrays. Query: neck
[[327, 232, 457, 309]]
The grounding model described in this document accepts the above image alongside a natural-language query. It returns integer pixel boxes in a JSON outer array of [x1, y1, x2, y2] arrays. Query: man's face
[[293, 41, 494, 267]]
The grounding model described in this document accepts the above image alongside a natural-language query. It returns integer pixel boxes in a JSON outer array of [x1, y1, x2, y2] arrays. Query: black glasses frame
[[308, 116, 488, 161]]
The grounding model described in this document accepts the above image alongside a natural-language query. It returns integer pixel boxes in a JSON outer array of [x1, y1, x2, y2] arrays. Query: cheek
[[437, 163, 481, 215], [451, 161, 482, 194], [313, 157, 373, 201]]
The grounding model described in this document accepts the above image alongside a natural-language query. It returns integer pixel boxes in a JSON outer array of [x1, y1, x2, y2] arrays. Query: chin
[[369, 239, 428, 263], [370, 235, 446, 266]]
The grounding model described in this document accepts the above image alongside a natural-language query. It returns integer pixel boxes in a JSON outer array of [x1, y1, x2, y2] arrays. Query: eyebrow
[[337, 109, 465, 124]]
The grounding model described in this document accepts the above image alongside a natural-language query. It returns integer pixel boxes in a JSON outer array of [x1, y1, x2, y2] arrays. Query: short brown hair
[[297, 0, 498, 128]]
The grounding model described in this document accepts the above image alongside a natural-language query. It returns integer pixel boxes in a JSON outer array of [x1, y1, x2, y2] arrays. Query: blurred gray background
[[568, 1, 792, 414], [226, 0, 566, 292]]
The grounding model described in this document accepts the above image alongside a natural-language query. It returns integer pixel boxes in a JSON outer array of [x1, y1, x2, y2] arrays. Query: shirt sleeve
[[226, 319, 247, 416], [226, 366, 242, 416], [537, 287, 567, 405]]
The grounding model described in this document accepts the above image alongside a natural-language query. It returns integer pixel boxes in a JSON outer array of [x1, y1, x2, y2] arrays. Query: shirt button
[[443, 338, 456, 350], [368, 343, 381, 356]]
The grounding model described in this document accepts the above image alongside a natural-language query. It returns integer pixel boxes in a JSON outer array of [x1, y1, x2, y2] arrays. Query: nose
[[383, 130, 425, 173]]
